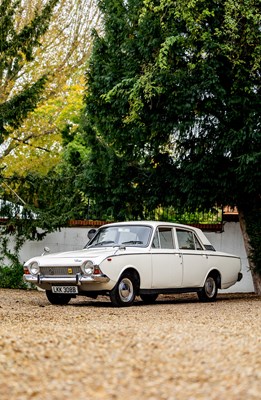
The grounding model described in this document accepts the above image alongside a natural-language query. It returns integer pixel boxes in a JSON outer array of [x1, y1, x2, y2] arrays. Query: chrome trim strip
[[109, 251, 240, 259]]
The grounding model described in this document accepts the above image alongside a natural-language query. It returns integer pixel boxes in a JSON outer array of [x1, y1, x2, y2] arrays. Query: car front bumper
[[23, 273, 110, 285]]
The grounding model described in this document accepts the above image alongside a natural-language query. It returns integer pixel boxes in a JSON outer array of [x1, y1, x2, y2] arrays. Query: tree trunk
[[238, 209, 261, 295]]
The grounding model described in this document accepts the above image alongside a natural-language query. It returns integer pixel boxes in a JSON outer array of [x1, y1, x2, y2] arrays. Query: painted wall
[[7, 222, 254, 293], [204, 222, 254, 293]]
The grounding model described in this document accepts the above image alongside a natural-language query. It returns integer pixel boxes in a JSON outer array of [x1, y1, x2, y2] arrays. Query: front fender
[[100, 255, 151, 289]]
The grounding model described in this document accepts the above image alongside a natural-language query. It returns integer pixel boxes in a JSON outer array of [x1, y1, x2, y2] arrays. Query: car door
[[151, 226, 183, 288], [175, 228, 209, 287]]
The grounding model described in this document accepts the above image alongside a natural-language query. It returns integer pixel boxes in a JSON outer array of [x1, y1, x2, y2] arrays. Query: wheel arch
[[207, 269, 221, 289], [109, 267, 141, 307], [119, 267, 141, 291]]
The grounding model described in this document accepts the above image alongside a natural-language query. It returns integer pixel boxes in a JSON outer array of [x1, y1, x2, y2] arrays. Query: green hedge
[[0, 262, 27, 289]]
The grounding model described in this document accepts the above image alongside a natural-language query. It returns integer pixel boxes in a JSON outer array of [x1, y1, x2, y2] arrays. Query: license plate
[[52, 286, 78, 294]]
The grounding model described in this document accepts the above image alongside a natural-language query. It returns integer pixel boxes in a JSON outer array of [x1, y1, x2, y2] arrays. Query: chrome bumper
[[24, 273, 110, 285]]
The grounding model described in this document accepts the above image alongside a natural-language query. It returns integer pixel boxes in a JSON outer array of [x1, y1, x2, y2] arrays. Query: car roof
[[100, 221, 212, 246], [103, 220, 194, 229]]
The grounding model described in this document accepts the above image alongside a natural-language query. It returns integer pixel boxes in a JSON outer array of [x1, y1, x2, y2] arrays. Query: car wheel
[[109, 272, 138, 307], [197, 275, 218, 302], [46, 290, 72, 305], [140, 293, 158, 304]]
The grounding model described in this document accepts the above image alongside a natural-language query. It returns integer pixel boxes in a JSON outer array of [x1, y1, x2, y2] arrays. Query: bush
[[0, 262, 27, 289]]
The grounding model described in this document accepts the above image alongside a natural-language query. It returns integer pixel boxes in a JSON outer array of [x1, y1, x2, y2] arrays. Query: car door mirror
[[87, 229, 97, 240]]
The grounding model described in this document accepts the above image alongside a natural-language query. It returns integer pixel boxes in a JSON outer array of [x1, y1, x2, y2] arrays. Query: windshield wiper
[[91, 241, 116, 247], [121, 241, 143, 245]]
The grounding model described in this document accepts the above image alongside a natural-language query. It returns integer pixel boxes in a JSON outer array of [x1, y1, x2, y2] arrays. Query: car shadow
[[67, 292, 257, 308]]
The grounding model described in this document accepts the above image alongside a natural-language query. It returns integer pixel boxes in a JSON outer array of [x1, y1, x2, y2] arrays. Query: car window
[[152, 227, 175, 249], [194, 236, 203, 250], [88, 225, 152, 247], [92, 228, 118, 244], [176, 229, 203, 250]]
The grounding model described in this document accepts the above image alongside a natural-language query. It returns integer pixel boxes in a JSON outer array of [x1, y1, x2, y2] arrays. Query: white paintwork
[[151, 250, 183, 288], [181, 251, 209, 287], [24, 222, 242, 300]]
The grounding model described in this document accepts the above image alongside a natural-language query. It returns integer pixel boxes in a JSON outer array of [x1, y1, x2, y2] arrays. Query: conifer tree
[[83, 0, 261, 291], [0, 0, 58, 142], [0, 0, 59, 270]]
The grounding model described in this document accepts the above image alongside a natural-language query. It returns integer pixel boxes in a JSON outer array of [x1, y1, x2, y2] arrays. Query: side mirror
[[42, 247, 50, 256], [87, 229, 97, 241]]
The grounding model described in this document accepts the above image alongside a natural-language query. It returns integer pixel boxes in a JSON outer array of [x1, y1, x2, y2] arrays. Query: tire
[[109, 272, 138, 307], [140, 293, 158, 304], [46, 290, 72, 305], [197, 275, 218, 302]]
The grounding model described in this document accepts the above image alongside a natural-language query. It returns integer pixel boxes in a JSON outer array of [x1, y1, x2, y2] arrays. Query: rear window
[[176, 229, 203, 250]]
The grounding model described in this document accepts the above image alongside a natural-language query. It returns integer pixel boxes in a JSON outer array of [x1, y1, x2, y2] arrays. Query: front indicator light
[[93, 266, 102, 275], [23, 266, 30, 275]]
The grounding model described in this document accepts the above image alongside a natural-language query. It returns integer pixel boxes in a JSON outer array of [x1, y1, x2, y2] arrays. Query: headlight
[[81, 260, 94, 275], [29, 261, 40, 275]]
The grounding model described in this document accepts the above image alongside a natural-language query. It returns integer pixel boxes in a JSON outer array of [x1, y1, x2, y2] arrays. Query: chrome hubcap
[[118, 278, 133, 302], [205, 277, 216, 297]]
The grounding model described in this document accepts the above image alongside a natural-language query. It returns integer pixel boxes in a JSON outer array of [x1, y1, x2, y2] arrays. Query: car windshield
[[87, 225, 152, 248]]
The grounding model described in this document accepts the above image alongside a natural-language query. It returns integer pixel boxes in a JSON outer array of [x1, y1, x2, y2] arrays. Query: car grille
[[40, 266, 81, 276]]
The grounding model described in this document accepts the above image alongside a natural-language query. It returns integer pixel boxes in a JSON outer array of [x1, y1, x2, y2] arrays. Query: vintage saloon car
[[23, 221, 242, 307]]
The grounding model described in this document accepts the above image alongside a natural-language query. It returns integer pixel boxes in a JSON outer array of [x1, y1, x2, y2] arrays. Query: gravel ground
[[0, 289, 260, 400]]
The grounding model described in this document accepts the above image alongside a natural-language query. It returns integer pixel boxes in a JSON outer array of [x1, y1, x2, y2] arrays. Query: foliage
[[82, 0, 179, 219], [82, 0, 260, 275], [0, 263, 26, 289], [0, 223, 27, 288], [0, 1, 77, 274], [150, 206, 222, 225], [3, 80, 85, 177], [244, 206, 261, 275], [0, 0, 100, 177], [0, 166, 87, 290], [0, 0, 59, 139], [0, 0, 58, 272], [0, 0, 101, 273]]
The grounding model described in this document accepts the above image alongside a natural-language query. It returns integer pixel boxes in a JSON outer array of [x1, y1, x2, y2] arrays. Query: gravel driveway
[[0, 289, 260, 400]]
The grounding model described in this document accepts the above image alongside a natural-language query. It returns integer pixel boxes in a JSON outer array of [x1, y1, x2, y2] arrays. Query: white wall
[[18, 227, 90, 262], [6, 222, 255, 293], [205, 222, 254, 293]]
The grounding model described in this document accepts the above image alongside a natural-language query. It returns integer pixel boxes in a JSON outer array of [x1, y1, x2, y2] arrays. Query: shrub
[[0, 262, 27, 289]]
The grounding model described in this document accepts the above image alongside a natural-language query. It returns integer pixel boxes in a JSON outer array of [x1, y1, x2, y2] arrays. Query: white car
[[23, 221, 242, 306]]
